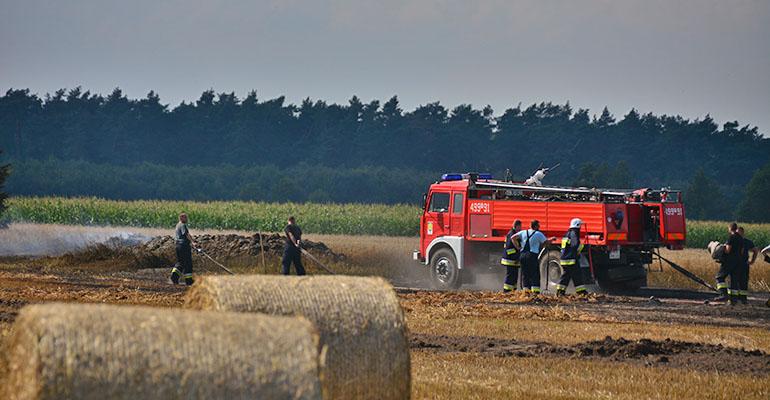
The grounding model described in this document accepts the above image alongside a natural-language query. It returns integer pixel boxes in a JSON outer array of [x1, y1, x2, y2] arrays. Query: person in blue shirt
[[514, 220, 550, 293]]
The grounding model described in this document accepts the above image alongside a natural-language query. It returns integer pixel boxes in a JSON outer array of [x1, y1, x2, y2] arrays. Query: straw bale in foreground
[[1, 303, 322, 400], [185, 275, 410, 400]]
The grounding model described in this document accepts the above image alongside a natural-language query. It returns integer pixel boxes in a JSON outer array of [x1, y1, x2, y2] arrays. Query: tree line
[[0, 87, 768, 220], [5, 159, 434, 204]]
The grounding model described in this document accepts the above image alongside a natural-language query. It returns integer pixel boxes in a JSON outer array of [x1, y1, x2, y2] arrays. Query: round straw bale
[[1, 303, 322, 400], [185, 275, 410, 400]]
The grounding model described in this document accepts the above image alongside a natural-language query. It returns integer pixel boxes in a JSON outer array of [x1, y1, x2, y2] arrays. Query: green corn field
[[3, 197, 421, 237], [4, 197, 769, 247], [686, 220, 770, 249]]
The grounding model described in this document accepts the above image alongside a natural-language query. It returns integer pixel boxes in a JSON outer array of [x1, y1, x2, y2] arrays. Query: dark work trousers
[[172, 243, 193, 284], [727, 261, 743, 298], [557, 265, 587, 293], [520, 252, 540, 292], [715, 262, 733, 296], [733, 263, 749, 300], [282, 246, 306, 276], [503, 264, 520, 291]]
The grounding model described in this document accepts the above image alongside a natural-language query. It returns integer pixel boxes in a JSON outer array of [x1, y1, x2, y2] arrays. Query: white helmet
[[569, 218, 583, 229]]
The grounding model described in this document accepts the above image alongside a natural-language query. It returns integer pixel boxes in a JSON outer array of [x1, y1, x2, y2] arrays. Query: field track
[[395, 285, 770, 302]]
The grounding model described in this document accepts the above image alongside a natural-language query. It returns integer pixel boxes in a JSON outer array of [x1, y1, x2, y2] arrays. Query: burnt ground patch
[[399, 290, 770, 329], [568, 300, 770, 329], [411, 333, 770, 375]]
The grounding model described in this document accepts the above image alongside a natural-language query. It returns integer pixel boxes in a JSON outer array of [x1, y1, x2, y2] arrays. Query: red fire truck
[[413, 173, 686, 291]]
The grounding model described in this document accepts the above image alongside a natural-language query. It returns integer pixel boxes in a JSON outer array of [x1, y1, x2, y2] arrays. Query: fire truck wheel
[[539, 250, 563, 292], [429, 248, 461, 290]]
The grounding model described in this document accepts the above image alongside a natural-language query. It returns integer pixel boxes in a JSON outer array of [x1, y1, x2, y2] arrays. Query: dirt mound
[[411, 333, 770, 375], [574, 336, 770, 374], [39, 233, 346, 273], [44, 242, 172, 272], [141, 233, 346, 262], [411, 333, 547, 356], [575, 336, 733, 358]]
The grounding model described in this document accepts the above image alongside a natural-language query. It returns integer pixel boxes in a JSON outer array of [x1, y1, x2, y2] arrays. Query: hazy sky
[[2, 0, 769, 133]]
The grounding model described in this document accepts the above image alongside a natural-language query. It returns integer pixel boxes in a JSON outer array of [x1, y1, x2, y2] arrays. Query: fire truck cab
[[413, 173, 686, 291]]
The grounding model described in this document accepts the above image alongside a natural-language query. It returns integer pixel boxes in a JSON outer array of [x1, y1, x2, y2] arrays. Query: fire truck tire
[[429, 248, 461, 290], [539, 250, 563, 292]]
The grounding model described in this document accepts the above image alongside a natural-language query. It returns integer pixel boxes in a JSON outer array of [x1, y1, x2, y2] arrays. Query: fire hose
[[196, 248, 235, 275], [654, 250, 716, 292], [300, 247, 336, 275]]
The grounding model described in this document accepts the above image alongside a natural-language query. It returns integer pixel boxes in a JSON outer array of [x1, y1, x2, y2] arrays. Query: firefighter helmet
[[569, 218, 582, 229]]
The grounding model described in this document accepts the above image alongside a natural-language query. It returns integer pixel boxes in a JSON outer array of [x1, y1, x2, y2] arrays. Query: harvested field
[[410, 352, 769, 399], [1, 223, 770, 399]]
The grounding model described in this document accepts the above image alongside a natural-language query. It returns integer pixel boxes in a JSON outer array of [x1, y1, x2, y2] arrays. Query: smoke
[[0, 224, 157, 257], [466, 271, 507, 291]]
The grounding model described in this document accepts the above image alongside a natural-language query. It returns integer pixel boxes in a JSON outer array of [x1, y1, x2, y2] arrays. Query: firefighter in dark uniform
[[282, 216, 306, 276], [737, 227, 759, 304], [555, 218, 588, 296], [717, 223, 745, 304], [170, 212, 198, 286], [713, 223, 738, 301], [501, 220, 522, 292]]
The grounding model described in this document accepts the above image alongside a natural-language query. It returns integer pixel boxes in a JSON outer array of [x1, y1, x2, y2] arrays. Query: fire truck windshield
[[429, 193, 450, 212]]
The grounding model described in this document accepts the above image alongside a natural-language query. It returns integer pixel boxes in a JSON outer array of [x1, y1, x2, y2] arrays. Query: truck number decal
[[469, 202, 490, 214], [664, 207, 683, 216]]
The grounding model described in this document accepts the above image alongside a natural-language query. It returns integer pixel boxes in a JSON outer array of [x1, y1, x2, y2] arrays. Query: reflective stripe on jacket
[[501, 228, 520, 266], [560, 229, 583, 266]]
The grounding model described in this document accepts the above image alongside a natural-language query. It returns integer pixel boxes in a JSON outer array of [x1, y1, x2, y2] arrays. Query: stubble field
[[1, 223, 769, 399]]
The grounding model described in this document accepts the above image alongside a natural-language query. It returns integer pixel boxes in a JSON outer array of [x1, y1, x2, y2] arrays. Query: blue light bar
[[441, 173, 463, 181], [478, 173, 493, 180]]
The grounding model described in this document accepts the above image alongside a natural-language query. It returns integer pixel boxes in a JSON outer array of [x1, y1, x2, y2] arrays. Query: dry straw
[[185, 275, 411, 400], [1, 303, 322, 400]]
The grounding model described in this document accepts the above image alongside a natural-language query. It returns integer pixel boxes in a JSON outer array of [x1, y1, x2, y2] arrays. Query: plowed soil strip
[[411, 333, 770, 375], [400, 290, 770, 328]]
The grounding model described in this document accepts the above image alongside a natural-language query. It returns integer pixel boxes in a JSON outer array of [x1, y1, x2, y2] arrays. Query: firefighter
[[736, 227, 759, 304], [712, 223, 736, 301], [515, 220, 549, 294], [555, 218, 588, 296], [715, 222, 744, 304], [282, 216, 306, 276], [170, 212, 197, 286], [501, 219, 522, 292]]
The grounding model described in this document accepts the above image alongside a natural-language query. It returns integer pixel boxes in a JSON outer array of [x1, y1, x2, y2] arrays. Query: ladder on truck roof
[[471, 180, 630, 198]]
